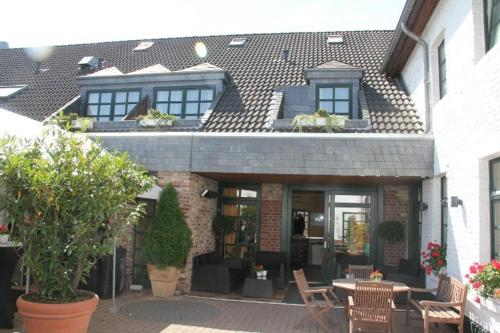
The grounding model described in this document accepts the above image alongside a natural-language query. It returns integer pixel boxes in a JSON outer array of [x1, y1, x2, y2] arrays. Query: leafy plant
[[420, 242, 447, 276], [212, 213, 235, 256], [465, 260, 500, 302], [292, 111, 346, 133], [378, 221, 404, 242], [0, 126, 154, 302], [314, 109, 329, 117], [138, 109, 177, 122], [143, 183, 192, 268], [49, 111, 93, 130]]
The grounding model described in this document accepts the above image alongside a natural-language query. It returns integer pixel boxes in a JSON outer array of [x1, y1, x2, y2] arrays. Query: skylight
[[229, 37, 247, 47], [0, 85, 27, 99], [327, 34, 344, 44], [133, 41, 154, 51]]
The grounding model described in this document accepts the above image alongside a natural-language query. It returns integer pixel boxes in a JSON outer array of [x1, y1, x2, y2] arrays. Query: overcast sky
[[1, 0, 406, 48]]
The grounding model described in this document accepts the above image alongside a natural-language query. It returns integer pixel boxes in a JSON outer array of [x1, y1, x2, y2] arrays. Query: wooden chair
[[293, 268, 339, 332], [348, 264, 373, 279], [348, 281, 395, 333], [406, 275, 467, 333]]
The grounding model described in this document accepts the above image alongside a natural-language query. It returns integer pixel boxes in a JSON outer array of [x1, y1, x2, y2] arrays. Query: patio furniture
[[191, 252, 244, 293], [406, 275, 467, 333], [335, 253, 369, 278], [0, 244, 20, 329], [293, 268, 339, 332], [242, 277, 274, 298], [384, 258, 424, 303], [348, 281, 395, 333], [348, 264, 373, 279], [332, 278, 409, 293], [253, 251, 286, 289]]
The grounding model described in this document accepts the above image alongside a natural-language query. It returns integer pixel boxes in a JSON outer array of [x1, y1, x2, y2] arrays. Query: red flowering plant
[[420, 241, 447, 276], [0, 224, 9, 235], [255, 264, 264, 273], [465, 260, 500, 302]]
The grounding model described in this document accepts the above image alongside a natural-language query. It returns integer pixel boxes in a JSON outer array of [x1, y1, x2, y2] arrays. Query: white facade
[[400, 0, 500, 331]]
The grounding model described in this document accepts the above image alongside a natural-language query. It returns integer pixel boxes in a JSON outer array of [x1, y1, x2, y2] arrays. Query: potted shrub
[[143, 183, 192, 298], [378, 221, 404, 242], [420, 241, 447, 276], [0, 126, 154, 333], [212, 213, 235, 258], [292, 110, 346, 132], [52, 111, 94, 130], [138, 109, 177, 127]]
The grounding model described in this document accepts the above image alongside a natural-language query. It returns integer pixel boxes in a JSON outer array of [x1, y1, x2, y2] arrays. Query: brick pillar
[[260, 183, 283, 252], [383, 185, 409, 266]]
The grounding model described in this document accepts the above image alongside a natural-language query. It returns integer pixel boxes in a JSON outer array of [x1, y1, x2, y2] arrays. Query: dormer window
[[317, 84, 352, 117], [86, 90, 140, 121], [154, 87, 214, 119]]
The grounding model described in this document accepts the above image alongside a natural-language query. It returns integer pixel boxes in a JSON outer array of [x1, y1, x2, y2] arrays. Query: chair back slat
[[436, 275, 467, 312], [293, 269, 313, 303], [352, 281, 394, 323], [349, 264, 373, 279]]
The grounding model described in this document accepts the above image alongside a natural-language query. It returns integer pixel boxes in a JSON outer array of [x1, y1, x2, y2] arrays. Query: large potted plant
[[0, 126, 153, 333], [212, 213, 235, 258], [143, 183, 192, 298]]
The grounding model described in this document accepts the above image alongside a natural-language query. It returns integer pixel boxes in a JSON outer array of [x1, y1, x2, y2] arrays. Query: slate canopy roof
[[0, 31, 422, 133]]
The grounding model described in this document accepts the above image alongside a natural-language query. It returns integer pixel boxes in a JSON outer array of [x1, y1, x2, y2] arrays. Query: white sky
[[1, 0, 406, 48]]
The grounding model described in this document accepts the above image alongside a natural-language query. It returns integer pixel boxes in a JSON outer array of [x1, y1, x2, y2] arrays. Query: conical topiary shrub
[[144, 183, 192, 297]]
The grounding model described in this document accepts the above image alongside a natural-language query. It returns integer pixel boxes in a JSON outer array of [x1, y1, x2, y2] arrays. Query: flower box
[[71, 118, 93, 130], [139, 118, 174, 127]]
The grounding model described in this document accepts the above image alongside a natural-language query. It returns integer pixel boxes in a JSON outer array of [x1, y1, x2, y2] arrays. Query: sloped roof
[[312, 59, 361, 70], [0, 31, 422, 133]]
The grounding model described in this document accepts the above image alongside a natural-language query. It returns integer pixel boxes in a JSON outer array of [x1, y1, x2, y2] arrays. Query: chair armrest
[[310, 285, 334, 291], [420, 300, 463, 308], [409, 287, 438, 293], [348, 296, 354, 308], [303, 288, 328, 294]]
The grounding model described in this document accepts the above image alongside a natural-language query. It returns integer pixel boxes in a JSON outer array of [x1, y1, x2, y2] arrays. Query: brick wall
[[259, 183, 283, 252], [383, 185, 410, 266]]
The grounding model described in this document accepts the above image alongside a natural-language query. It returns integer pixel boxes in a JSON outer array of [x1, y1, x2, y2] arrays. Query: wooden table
[[332, 278, 410, 293]]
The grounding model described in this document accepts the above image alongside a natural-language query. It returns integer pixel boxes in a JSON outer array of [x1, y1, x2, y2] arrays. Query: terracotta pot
[[147, 264, 180, 298], [17, 291, 98, 333]]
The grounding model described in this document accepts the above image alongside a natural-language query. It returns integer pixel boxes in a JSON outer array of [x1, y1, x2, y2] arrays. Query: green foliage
[[292, 112, 346, 133], [314, 109, 329, 117], [143, 184, 192, 269], [212, 213, 235, 237], [0, 126, 154, 302], [138, 109, 178, 122], [378, 221, 405, 242], [49, 111, 93, 130]]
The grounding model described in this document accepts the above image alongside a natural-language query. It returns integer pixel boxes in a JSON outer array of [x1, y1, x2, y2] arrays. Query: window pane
[[199, 102, 212, 114], [170, 90, 182, 102], [493, 161, 500, 192], [240, 189, 257, 198], [223, 188, 239, 198], [115, 92, 127, 103], [169, 103, 182, 115], [128, 91, 140, 103], [335, 101, 350, 114], [335, 87, 349, 100], [101, 93, 112, 103], [334, 195, 371, 204], [156, 91, 169, 102], [156, 103, 168, 114], [114, 104, 126, 115], [201, 89, 214, 100], [88, 93, 99, 104], [319, 88, 333, 100], [186, 90, 199, 101], [223, 203, 239, 217], [99, 105, 111, 116], [185, 102, 199, 115], [495, 201, 500, 259], [97, 116, 110, 122], [319, 101, 333, 113], [127, 104, 136, 112], [87, 105, 98, 116], [238, 205, 257, 244]]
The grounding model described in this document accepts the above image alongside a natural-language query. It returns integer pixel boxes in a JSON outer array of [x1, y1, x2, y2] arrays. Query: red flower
[[470, 265, 477, 274], [492, 260, 500, 270], [472, 282, 482, 289], [464, 274, 470, 279], [477, 264, 485, 273], [475, 296, 481, 304], [431, 251, 440, 258]]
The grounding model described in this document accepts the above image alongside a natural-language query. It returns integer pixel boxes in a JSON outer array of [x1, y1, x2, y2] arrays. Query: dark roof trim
[[380, 0, 439, 76]]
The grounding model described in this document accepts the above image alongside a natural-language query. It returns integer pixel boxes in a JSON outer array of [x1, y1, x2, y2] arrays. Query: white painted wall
[[0, 108, 42, 138], [401, 1, 500, 331]]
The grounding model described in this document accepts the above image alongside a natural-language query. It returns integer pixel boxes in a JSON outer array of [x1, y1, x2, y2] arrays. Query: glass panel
[[335, 195, 371, 204], [335, 87, 349, 100], [100, 93, 112, 103], [199, 102, 212, 114], [185, 102, 199, 115], [240, 189, 257, 198], [128, 91, 140, 102], [169, 103, 182, 115], [335, 101, 349, 114], [333, 206, 370, 257], [184, 115, 199, 120], [88, 93, 99, 104], [99, 105, 111, 116], [319, 87, 333, 100], [223, 188, 239, 198], [156, 91, 169, 102], [238, 205, 257, 244], [115, 92, 127, 103], [186, 90, 200, 101], [319, 101, 333, 113], [201, 89, 214, 100], [493, 160, 500, 192], [170, 90, 182, 102], [223, 203, 239, 217], [156, 103, 169, 114], [97, 116, 110, 122], [87, 105, 98, 116], [114, 104, 126, 115], [127, 104, 136, 112]]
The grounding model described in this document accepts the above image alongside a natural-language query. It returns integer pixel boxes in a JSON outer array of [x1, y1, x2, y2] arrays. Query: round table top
[[332, 278, 410, 293]]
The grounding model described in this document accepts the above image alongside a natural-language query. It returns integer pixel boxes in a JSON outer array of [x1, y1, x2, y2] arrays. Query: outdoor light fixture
[[450, 196, 463, 207], [200, 189, 218, 199], [417, 201, 429, 211]]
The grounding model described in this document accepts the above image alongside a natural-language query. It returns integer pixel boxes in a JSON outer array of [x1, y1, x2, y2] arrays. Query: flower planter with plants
[[255, 264, 267, 280], [369, 270, 383, 282], [53, 111, 94, 130], [0, 224, 9, 243], [420, 241, 447, 276], [143, 183, 192, 298], [0, 126, 153, 333], [138, 109, 177, 128], [292, 109, 347, 132]]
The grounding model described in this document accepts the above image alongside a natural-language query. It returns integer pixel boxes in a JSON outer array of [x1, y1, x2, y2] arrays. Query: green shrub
[[378, 221, 405, 242], [212, 213, 235, 256], [143, 184, 192, 268]]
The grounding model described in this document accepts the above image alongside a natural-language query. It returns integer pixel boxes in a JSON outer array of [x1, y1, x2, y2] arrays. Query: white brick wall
[[401, 0, 500, 331]]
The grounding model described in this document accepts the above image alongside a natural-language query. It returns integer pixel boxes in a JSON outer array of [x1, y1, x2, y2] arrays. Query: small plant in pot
[[143, 183, 192, 298], [0, 126, 154, 333]]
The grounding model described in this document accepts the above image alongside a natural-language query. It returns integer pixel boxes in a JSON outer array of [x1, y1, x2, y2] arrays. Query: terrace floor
[[3, 291, 453, 333]]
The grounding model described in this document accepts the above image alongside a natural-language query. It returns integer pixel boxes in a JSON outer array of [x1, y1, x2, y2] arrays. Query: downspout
[[400, 22, 432, 134]]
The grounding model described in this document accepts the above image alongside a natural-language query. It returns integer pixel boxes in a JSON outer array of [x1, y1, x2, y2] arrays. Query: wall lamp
[[200, 189, 218, 199], [450, 196, 463, 207], [417, 202, 429, 211]]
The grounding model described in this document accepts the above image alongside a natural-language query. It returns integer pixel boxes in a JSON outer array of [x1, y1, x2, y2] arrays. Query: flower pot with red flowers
[[255, 264, 267, 280], [420, 241, 447, 276], [0, 126, 154, 333], [369, 270, 383, 282], [0, 224, 9, 243]]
